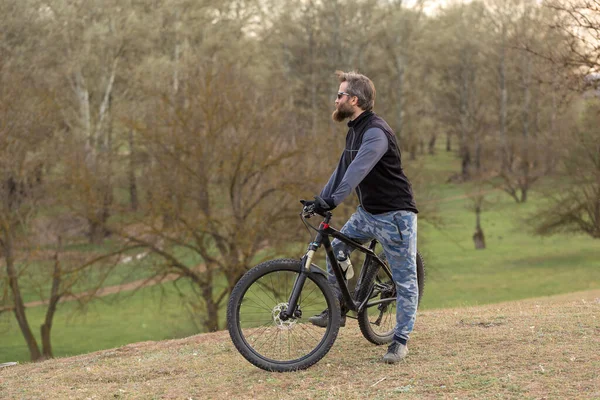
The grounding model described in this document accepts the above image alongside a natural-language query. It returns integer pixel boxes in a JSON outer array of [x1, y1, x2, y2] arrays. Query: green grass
[[2, 145, 599, 362], [0, 282, 201, 362], [419, 181, 600, 309], [14, 253, 157, 304], [13, 243, 208, 304]]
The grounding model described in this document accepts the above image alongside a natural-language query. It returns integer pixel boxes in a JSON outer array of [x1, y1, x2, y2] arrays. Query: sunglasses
[[337, 91, 352, 99]]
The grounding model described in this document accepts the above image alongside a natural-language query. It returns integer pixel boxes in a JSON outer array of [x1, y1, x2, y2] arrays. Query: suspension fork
[[281, 213, 331, 320]]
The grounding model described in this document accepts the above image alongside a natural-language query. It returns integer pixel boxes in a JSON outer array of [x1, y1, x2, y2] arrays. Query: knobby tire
[[227, 259, 341, 372], [356, 251, 425, 345]]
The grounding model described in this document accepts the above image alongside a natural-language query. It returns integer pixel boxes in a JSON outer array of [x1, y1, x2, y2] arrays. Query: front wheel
[[356, 251, 425, 345], [227, 259, 341, 372]]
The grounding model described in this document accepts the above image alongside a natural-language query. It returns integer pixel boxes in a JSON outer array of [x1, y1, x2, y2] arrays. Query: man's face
[[332, 82, 355, 122]]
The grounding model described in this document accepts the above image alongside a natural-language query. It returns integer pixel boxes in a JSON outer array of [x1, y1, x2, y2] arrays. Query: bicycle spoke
[[357, 255, 398, 344], [298, 286, 323, 309], [244, 322, 276, 340], [242, 296, 274, 312], [249, 325, 280, 350], [294, 322, 323, 344], [237, 269, 330, 362], [288, 327, 314, 356]]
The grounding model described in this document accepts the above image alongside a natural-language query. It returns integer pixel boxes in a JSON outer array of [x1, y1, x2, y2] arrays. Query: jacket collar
[[347, 110, 374, 128]]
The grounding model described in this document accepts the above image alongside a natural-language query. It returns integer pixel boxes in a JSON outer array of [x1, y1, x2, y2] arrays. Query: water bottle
[[337, 251, 354, 280]]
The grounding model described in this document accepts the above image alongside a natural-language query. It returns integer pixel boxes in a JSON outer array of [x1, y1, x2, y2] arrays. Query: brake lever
[[300, 199, 314, 218], [302, 206, 315, 218]]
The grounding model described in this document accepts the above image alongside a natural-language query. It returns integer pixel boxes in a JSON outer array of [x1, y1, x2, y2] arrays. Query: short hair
[[335, 70, 376, 111]]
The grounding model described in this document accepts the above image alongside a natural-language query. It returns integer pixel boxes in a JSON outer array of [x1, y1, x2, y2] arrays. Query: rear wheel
[[356, 251, 425, 345], [227, 259, 340, 372]]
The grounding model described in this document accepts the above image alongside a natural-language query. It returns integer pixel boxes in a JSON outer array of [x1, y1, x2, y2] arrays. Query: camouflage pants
[[327, 206, 418, 341]]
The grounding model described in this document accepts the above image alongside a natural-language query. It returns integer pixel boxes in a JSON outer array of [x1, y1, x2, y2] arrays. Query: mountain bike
[[226, 204, 425, 372]]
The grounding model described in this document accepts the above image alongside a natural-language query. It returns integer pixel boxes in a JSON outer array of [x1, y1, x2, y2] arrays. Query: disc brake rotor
[[272, 302, 297, 330]]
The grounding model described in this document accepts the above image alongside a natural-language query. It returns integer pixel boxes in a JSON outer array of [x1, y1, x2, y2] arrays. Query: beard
[[332, 102, 354, 122]]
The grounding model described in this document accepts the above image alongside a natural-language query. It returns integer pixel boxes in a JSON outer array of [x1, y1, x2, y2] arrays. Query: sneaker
[[382, 340, 409, 364], [308, 309, 346, 328]]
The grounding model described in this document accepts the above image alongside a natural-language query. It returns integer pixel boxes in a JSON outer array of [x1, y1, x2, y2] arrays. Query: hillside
[[1, 289, 598, 399]]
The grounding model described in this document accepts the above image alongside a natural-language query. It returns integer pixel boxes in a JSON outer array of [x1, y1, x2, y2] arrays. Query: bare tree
[[494, 2, 553, 202], [431, 1, 494, 181], [543, 0, 600, 71], [37, 0, 141, 243], [114, 51, 311, 331], [0, 4, 57, 357], [372, 0, 428, 156], [529, 97, 600, 238], [0, 0, 151, 360]]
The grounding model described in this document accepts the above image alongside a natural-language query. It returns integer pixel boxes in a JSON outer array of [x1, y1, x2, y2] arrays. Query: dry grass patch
[[1, 290, 599, 399]]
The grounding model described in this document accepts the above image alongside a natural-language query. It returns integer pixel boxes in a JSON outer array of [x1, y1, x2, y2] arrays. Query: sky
[[402, 0, 474, 15]]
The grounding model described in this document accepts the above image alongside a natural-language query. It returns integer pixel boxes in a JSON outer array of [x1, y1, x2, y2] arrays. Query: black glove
[[301, 196, 336, 215]]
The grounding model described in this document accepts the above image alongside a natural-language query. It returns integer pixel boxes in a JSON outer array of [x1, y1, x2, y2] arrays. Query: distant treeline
[[1, 0, 599, 361]]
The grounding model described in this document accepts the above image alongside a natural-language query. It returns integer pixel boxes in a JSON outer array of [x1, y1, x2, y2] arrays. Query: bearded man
[[304, 71, 419, 364]]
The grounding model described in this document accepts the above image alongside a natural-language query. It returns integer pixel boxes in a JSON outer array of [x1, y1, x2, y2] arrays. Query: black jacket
[[344, 111, 418, 214]]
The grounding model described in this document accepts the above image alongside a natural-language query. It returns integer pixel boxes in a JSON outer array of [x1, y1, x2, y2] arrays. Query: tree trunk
[[428, 134, 437, 155], [520, 53, 532, 203], [499, 23, 509, 172], [74, 70, 94, 165], [89, 106, 113, 244], [446, 132, 451, 152], [546, 75, 558, 174], [4, 231, 42, 361], [128, 130, 138, 211], [89, 219, 105, 244], [80, 56, 118, 243], [459, 62, 472, 181], [475, 137, 482, 173], [307, 7, 318, 136], [461, 147, 471, 181], [41, 240, 63, 359], [410, 142, 417, 161], [473, 226, 486, 249], [473, 204, 486, 250], [202, 285, 219, 332], [101, 107, 114, 235], [520, 187, 528, 203], [162, 17, 182, 230], [395, 53, 405, 141]]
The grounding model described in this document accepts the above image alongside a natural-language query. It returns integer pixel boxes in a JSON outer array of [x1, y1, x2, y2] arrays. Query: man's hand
[[301, 196, 336, 215]]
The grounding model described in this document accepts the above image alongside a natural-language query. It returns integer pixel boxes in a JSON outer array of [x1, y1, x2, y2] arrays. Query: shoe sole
[[308, 318, 346, 328], [382, 350, 408, 364], [382, 356, 406, 364]]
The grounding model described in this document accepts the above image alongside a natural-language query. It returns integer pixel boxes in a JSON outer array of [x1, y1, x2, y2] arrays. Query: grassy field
[[0, 284, 201, 363], [1, 289, 598, 399], [1, 146, 599, 363], [420, 189, 600, 308]]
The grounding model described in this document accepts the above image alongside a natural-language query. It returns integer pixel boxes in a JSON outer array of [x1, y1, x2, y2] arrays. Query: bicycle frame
[[282, 211, 395, 320]]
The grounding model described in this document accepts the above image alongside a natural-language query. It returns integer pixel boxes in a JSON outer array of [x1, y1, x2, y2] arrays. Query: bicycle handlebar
[[299, 200, 332, 219]]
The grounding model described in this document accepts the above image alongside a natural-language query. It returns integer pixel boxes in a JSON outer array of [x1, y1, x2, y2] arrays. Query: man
[[305, 71, 419, 364]]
